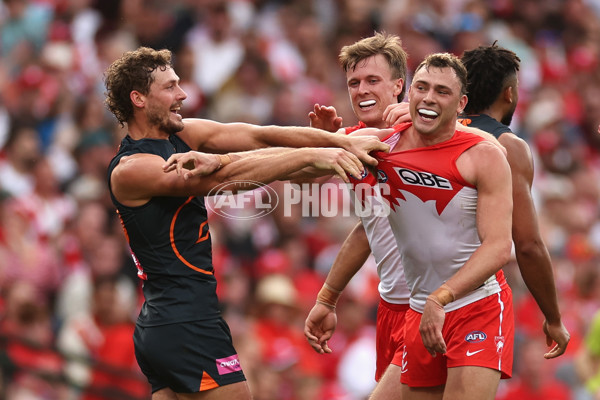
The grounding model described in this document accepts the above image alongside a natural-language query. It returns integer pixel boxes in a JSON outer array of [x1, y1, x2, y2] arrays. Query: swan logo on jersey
[[376, 170, 388, 183], [395, 168, 452, 190], [465, 331, 487, 343]]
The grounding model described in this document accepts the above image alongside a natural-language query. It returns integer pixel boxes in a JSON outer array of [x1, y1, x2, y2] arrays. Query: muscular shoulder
[[111, 153, 163, 188], [179, 118, 221, 150], [498, 132, 534, 179], [458, 140, 510, 186]]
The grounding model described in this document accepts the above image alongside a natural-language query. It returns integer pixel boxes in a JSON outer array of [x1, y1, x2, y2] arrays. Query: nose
[[422, 88, 434, 103], [177, 85, 187, 101], [357, 80, 370, 94]]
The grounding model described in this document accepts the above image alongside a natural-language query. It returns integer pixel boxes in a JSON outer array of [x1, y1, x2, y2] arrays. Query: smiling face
[[408, 65, 467, 140], [144, 67, 187, 135], [346, 54, 404, 128]]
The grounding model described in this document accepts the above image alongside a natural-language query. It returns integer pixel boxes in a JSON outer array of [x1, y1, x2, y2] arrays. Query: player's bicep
[[182, 119, 262, 152], [501, 134, 540, 242], [111, 154, 216, 205], [474, 146, 513, 244]]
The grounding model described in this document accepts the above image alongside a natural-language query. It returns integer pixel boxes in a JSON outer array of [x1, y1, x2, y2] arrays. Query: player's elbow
[[496, 238, 513, 267], [514, 238, 546, 260]]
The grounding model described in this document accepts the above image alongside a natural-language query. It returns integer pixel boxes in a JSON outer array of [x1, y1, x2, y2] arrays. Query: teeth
[[360, 100, 376, 107], [418, 109, 438, 117]]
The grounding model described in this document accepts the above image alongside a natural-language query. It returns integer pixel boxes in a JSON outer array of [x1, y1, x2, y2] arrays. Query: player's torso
[[108, 135, 220, 326], [374, 129, 501, 311]]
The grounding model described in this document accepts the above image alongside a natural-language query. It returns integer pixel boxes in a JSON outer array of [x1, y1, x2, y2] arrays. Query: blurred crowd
[[0, 0, 599, 399]]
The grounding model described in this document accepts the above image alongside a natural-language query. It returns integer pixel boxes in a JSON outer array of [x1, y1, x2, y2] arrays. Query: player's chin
[[166, 119, 185, 134]]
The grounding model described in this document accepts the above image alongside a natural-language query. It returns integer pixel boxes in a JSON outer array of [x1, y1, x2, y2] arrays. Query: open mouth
[[418, 108, 438, 120], [170, 106, 182, 117], [359, 100, 376, 109]]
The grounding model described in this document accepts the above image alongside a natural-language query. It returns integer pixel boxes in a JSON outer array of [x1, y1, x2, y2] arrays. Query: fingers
[[360, 154, 379, 168], [163, 153, 191, 177], [304, 329, 324, 353], [163, 154, 181, 173], [543, 343, 564, 359], [419, 320, 446, 356], [542, 320, 570, 358], [383, 102, 411, 127], [421, 330, 446, 356], [360, 142, 389, 167], [340, 152, 364, 180], [304, 327, 333, 354], [333, 117, 343, 131]]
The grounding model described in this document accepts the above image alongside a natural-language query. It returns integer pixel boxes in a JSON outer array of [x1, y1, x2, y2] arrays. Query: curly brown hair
[[339, 32, 409, 102], [103, 47, 172, 126]]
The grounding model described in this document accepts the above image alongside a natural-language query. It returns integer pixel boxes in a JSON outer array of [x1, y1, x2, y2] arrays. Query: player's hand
[[383, 102, 411, 127], [309, 148, 364, 183], [420, 297, 447, 357], [542, 319, 570, 359], [163, 151, 221, 180], [343, 132, 392, 167], [304, 302, 337, 354], [309, 104, 343, 133]]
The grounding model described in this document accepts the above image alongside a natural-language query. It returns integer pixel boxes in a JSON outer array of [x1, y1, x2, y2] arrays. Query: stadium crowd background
[[0, 0, 599, 399]]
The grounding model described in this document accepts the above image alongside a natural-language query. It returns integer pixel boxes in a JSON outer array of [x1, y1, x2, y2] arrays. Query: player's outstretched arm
[[111, 147, 365, 207], [180, 119, 388, 167]]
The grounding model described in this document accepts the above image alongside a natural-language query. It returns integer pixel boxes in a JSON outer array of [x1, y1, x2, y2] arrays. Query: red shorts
[[375, 299, 409, 381], [400, 287, 514, 387]]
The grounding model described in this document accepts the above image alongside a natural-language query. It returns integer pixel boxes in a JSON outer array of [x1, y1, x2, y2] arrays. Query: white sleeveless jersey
[[373, 126, 506, 313], [347, 123, 410, 304]]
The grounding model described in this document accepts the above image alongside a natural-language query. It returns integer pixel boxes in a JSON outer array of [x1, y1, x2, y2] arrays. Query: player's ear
[[394, 78, 404, 98], [457, 94, 468, 114], [130, 91, 145, 108], [503, 86, 514, 104]]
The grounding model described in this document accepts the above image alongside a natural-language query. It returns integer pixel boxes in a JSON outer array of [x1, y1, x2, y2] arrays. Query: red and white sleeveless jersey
[[373, 125, 507, 313]]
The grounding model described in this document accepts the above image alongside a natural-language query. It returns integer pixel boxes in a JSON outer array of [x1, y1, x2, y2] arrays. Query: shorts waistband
[[379, 298, 410, 312]]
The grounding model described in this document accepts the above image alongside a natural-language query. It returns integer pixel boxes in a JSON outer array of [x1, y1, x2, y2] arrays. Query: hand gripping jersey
[[346, 122, 410, 304], [374, 125, 507, 313], [107, 134, 220, 327]]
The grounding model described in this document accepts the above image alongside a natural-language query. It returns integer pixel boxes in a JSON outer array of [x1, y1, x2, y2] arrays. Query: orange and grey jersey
[[374, 126, 507, 313], [107, 134, 219, 326], [457, 113, 512, 139]]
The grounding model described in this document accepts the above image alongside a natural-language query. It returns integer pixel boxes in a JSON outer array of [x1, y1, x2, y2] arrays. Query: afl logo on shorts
[[376, 170, 388, 183], [465, 331, 487, 343]]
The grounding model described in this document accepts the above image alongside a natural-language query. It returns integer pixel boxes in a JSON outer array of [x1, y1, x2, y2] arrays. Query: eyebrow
[[413, 79, 453, 92], [348, 74, 383, 82], [162, 77, 180, 87]]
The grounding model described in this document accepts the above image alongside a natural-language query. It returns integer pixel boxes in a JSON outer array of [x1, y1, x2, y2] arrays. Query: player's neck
[[479, 106, 504, 124], [393, 126, 454, 151], [128, 120, 169, 140]]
